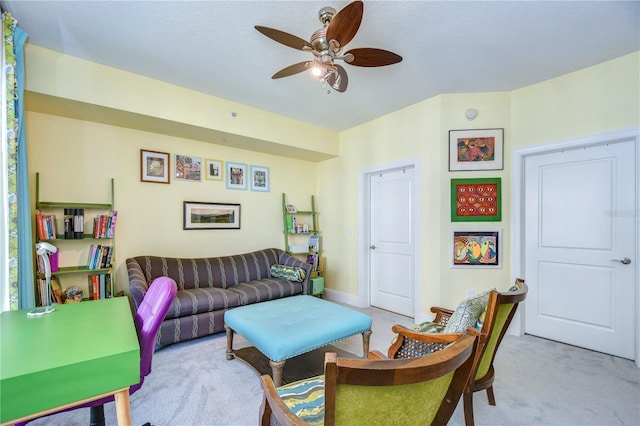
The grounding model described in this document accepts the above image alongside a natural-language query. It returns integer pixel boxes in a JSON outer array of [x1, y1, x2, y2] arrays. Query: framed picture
[[451, 229, 502, 268], [226, 161, 247, 190], [250, 165, 270, 192], [449, 128, 504, 171], [451, 178, 501, 222], [183, 201, 241, 230], [175, 154, 202, 182], [140, 149, 170, 184], [205, 158, 224, 181], [285, 204, 297, 214]]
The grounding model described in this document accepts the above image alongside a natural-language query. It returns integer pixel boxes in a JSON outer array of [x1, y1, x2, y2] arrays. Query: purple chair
[[20, 276, 177, 426]]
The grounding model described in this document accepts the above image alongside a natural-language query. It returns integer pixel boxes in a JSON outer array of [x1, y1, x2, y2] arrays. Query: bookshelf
[[34, 172, 117, 305], [282, 193, 324, 296]]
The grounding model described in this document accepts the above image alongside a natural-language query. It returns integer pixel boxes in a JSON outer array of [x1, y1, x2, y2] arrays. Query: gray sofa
[[126, 248, 312, 345]]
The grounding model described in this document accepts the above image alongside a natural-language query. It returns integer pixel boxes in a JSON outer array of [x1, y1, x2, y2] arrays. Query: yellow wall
[[319, 51, 639, 313], [511, 52, 640, 148], [26, 45, 639, 315], [28, 112, 318, 291]]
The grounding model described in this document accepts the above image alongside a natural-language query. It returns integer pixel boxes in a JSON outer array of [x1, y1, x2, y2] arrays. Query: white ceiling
[[2, 1, 639, 131]]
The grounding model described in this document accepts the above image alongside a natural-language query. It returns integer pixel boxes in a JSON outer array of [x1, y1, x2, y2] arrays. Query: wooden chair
[[259, 328, 479, 426], [388, 279, 528, 426]]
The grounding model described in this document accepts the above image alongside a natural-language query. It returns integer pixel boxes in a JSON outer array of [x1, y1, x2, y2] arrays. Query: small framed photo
[[285, 204, 297, 214], [175, 154, 202, 182], [140, 149, 170, 184], [183, 201, 241, 230], [451, 229, 502, 268], [205, 158, 224, 181], [451, 178, 501, 222], [226, 162, 248, 190], [449, 128, 504, 171], [250, 165, 270, 192]]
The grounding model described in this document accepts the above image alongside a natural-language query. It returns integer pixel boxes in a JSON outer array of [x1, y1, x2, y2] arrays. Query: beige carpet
[[25, 303, 640, 426]]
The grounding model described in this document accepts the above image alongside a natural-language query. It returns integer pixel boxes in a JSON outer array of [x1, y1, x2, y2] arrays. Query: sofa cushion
[[443, 289, 492, 333], [228, 279, 303, 305], [165, 287, 241, 319], [276, 375, 325, 424], [270, 264, 306, 282]]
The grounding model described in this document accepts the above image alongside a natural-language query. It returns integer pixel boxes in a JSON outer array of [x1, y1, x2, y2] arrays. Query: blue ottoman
[[224, 295, 372, 386]]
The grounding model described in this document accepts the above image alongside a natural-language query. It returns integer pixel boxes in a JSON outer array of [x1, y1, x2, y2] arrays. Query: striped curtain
[[1, 11, 32, 311]]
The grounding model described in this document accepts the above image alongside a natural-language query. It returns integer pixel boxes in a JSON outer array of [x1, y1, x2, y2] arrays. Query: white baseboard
[[323, 288, 434, 326], [322, 288, 363, 307]]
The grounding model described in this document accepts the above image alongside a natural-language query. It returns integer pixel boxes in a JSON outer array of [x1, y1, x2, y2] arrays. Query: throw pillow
[[270, 264, 306, 282], [443, 289, 492, 333]]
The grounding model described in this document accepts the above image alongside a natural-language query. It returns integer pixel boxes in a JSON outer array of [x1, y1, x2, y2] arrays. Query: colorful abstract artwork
[[451, 178, 501, 222], [456, 136, 495, 162], [452, 230, 501, 268], [449, 128, 504, 171]]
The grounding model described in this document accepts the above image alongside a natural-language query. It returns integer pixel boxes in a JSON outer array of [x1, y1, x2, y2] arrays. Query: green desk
[[1, 297, 139, 425]]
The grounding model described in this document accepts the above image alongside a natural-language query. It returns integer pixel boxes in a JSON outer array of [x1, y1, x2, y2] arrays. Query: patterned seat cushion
[[413, 321, 446, 333], [443, 289, 492, 333], [276, 375, 325, 425]]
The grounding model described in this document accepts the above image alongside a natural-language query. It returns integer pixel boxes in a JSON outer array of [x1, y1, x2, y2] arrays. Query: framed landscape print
[[183, 201, 240, 230], [449, 128, 504, 171], [175, 154, 202, 182], [451, 229, 502, 268], [205, 158, 224, 181], [250, 165, 270, 192], [226, 162, 247, 190], [451, 178, 501, 222], [140, 149, 170, 184]]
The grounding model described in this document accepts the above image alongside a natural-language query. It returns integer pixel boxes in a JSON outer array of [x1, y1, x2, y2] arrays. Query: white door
[[524, 139, 636, 359], [369, 167, 415, 317]]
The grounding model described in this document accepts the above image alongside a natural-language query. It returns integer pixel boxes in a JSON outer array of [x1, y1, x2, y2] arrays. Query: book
[[105, 274, 112, 298], [108, 211, 118, 238], [308, 234, 320, 253], [50, 276, 62, 304], [99, 274, 106, 299]]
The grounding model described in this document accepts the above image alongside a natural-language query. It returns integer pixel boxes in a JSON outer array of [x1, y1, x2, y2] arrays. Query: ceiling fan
[[255, 0, 402, 93]]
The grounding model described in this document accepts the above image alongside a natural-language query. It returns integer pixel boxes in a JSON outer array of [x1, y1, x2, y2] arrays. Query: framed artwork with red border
[[451, 178, 501, 222]]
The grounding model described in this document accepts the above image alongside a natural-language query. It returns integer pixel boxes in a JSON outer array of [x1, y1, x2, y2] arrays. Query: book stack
[[93, 211, 118, 238], [87, 244, 113, 269], [88, 273, 112, 300], [35, 212, 57, 240], [63, 208, 85, 239], [36, 276, 62, 305]]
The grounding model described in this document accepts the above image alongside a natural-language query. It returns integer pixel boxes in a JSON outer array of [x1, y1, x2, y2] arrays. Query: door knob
[[611, 257, 632, 265], [370, 245, 377, 250]]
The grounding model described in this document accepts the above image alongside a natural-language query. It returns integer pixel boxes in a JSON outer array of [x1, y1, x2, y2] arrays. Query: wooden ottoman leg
[[225, 325, 236, 360], [269, 359, 286, 387], [362, 330, 372, 359]]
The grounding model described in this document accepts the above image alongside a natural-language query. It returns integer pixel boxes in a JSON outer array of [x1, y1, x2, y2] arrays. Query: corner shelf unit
[[35, 172, 117, 304], [282, 193, 324, 295]]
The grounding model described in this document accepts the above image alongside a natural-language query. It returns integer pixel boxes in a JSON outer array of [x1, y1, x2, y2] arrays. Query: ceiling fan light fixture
[[256, 1, 402, 93], [311, 66, 323, 77]]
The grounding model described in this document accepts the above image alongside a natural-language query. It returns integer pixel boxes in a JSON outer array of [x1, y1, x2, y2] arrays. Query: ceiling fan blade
[[327, 65, 349, 92], [255, 26, 313, 51], [326, 0, 363, 49], [344, 48, 403, 67], [272, 61, 312, 79]]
